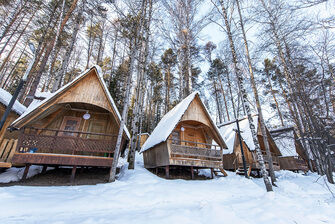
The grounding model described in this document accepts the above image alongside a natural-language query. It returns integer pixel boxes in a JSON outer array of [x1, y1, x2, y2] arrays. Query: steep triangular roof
[[218, 115, 259, 154], [218, 115, 281, 156], [11, 66, 130, 139], [140, 91, 227, 152]]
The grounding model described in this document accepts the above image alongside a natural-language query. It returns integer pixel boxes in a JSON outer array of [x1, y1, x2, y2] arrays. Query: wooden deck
[[12, 127, 117, 168], [169, 140, 223, 169], [12, 153, 113, 167], [279, 156, 308, 172]]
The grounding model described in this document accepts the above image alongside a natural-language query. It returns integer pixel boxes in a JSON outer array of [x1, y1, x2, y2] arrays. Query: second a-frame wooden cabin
[[140, 92, 227, 179], [0, 88, 26, 168], [270, 127, 309, 172], [218, 116, 282, 175], [9, 66, 130, 182]]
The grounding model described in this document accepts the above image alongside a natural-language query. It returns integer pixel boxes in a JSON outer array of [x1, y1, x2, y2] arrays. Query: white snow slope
[[0, 153, 335, 224]]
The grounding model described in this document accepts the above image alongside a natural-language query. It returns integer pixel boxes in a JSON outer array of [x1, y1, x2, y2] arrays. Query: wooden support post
[[70, 165, 77, 184], [42, 165, 47, 174], [191, 166, 194, 180], [22, 164, 31, 180], [155, 167, 158, 174], [165, 165, 169, 179], [211, 168, 214, 179]]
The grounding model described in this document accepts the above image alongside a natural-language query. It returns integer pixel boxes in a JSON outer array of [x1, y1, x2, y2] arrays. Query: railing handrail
[[24, 127, 118, 137], [169, 138, 222, 150]]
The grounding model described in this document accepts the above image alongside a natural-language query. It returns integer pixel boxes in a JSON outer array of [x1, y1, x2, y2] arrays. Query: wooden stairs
[[213, 168, 228, 177], [236, 165, 252, 177], [0, 138, 18, 168]]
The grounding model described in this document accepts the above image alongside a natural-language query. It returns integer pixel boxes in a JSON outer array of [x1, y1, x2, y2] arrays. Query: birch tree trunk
[[218, 78, 230, 121], [219, 0, 272, 191], [128, 0, 153, 170], [109, 39, 137, 181], [236, 0, 276, 184]]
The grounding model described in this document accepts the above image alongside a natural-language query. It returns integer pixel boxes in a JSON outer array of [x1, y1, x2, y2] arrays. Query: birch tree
[[215, 0, 273, 191]]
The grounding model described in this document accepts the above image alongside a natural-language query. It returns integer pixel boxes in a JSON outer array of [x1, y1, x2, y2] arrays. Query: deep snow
[[0, 153, 334, 224]]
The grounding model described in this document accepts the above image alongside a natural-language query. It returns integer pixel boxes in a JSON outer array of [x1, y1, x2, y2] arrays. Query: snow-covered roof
[[35, 91, 53, 99], [271, 127, 298, 157], [0, 88, 26, 115], [11, 66, 130, 139], [218, 115, 258, 155], [140, 92, 199, 153]]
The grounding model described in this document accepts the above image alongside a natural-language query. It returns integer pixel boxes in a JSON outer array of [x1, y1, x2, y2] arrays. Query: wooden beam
[[210, 168, 214, 179], [191, 166, 194, 179], [42, 165, 47, 174], [22, 164, 31, 180], [165, 165, 169, 179], [70, 165, 77, 184]]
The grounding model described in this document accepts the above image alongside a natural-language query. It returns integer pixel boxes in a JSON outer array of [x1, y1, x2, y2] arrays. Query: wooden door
[[184, 128, 206, 148], [59, 116, 81, 136]]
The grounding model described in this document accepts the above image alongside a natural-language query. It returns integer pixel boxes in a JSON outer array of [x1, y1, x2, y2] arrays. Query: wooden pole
[[22, 164, 31, 180], [165, 165, 169, 179], [190, 166, 194, 179], [70, 165, 77, 184], [211, 168, 214, 179], [42, 165, 47, 174]]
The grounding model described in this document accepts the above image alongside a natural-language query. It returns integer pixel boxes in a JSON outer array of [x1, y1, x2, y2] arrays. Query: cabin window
[[171, 131, 180, 144], [88, 119, 107, 139], [60, 116, 81, 136]]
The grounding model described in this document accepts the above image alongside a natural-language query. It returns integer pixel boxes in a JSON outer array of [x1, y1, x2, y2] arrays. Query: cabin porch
[[279, 156, 309, 172], [11, 127, 120, 182]]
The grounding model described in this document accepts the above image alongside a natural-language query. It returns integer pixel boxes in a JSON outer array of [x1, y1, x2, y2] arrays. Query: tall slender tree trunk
[[0, 13, 34, 74], [236, 0, 276, 184], [2, 42, 27, 88], [219, 0, 272, 191], [0, 13, 26, 58], [265, 66, 284, 126], [47, 0, 66, 93], [128, 0, 152, 170], [53, 0, 84, 91], [0, 0, 27, 43], [218, 77, 230, 121], [109, 38, 137, 181]]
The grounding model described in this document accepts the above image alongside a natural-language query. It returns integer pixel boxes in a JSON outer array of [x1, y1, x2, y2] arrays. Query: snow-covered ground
[[0, 154, 334, 224]]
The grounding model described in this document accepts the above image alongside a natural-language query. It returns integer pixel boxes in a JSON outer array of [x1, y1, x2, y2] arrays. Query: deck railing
[[169, 139, 223, 160], [16, 127, 117, 156], [261, 151, 280, 165]]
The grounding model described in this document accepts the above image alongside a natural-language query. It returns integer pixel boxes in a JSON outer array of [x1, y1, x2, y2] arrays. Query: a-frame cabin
[[218, 116, 282, 175], [140, 92, 227, 179], [0, 88, 26, 168], [9, 66, 129, 182], [270, 127, 309, 172]]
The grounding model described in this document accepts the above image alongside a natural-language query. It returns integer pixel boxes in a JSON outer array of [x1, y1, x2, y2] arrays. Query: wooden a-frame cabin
[[0, 88, 26, 168], [140, 92, 228, 179], [218, 116, 282, 176], [9, 66, 130, 182], [270, 127, 309, 172]]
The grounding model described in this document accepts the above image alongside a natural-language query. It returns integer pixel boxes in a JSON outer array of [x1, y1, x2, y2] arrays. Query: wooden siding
[[143, 142, 170, 168], [12, 153, 113, 167]]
